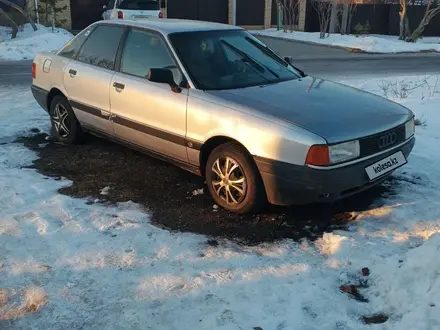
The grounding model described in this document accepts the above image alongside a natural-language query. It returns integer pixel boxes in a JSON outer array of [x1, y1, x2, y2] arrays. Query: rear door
[[117, 0, 161, 19], [109, 28, 189, 162], [62, 24, 125, 135]]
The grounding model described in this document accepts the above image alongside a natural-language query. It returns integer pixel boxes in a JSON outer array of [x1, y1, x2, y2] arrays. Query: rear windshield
[[118, 0, 160, 10]]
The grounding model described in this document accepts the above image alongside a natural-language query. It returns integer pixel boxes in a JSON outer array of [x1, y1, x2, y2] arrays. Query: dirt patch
[[17, 132, 392, 245], [361, 314, 389, 325]]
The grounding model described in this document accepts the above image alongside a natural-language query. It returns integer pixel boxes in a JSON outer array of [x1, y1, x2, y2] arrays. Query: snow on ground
[[0, 75, 440, 329], [0, 24, 72, 61], [251, 29, 440, 53]]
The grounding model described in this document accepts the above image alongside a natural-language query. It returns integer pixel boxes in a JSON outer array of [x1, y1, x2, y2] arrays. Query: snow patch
[[192, 188, 204, 196], [0, 24, 72, 61], [100, 186, 111, 195], [369, 234, 440, 329], [315, 233, 352, 256]]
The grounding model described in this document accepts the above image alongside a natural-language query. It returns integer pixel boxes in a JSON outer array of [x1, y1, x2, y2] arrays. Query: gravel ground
[[17, 131, 393, 245]]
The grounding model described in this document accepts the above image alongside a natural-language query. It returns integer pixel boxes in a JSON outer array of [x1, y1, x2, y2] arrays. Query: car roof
[[98, 19, 242, 34]]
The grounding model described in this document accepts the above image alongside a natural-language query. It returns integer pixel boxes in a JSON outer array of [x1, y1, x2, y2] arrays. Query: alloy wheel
[[52, 103, 70, 138], [211, 156, 247, 205]]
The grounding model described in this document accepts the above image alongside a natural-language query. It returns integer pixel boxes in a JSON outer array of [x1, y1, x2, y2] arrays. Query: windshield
[[118, 0, 160, 10], [168, 30, 300, 90]]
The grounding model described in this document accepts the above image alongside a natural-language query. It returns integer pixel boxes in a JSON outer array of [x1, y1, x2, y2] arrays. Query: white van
[[102, 0, 162, 21]]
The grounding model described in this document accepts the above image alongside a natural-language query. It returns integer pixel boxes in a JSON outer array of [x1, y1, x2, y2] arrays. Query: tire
[[205, 142, 266, 214], [49, 95, 84, 144]]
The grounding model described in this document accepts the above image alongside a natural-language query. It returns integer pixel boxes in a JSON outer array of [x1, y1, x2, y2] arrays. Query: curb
[[251, 32, 365, 53]]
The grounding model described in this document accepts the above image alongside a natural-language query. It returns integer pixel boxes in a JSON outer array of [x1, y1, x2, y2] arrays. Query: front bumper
[[255, 137, 415, 206], [31, 85, 49, 113]]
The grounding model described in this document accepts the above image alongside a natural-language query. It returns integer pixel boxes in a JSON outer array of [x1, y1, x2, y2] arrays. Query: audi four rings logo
[[379, 132, 397, 149]]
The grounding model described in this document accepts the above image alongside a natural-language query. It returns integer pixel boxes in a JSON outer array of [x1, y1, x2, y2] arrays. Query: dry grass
[[379, 76, 439, 100], [23, 287, 48, 313], [0, 287, 47, 321], [0, 289, 8, 307]]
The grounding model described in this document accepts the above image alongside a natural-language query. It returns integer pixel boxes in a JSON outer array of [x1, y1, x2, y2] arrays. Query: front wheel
[[205, 142, 266, 214]]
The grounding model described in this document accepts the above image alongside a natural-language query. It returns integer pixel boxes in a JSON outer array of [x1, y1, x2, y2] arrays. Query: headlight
[[329, 140, 360, 164], [405, 118, 415, 139]]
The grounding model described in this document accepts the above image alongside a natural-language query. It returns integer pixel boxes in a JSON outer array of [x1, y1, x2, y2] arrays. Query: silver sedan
[[31, 19, 415, 213]]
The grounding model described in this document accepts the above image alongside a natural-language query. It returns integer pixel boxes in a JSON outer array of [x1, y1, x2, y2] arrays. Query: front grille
[[359, 124, 406, 158]]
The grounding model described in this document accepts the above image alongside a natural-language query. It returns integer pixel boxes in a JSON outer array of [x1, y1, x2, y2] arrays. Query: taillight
[[32, 62, 36, 79], [158, 11, 164, 18], [117, 11, 123, 19], [305, 145, 330, 166]]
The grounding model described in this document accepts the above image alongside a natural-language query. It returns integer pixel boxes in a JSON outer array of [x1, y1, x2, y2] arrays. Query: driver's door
[[110, 28, 189, 162]]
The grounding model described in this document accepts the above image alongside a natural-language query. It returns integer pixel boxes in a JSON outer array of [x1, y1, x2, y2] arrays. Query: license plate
[[134, 15, 152, 19], [365, 151, 407, 181]]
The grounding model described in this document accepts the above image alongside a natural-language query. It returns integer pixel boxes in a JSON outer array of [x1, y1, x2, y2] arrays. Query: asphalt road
[[0, 60, 32, 86], [257, 36, 440, 78], [1, 37, 440, 86]]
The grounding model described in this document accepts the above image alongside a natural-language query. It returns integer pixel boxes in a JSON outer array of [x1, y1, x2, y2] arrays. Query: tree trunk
[[320, 14, 326, 38], [407, 7, 440, 42], [399, 6, 406, 40], [0, 7, 18, 39], [347, 10, 353, 34], [0, 0, 38, 31], [404, 15, 411, 39], [329, 1, 338, 33], [341, 3, 349, 35]]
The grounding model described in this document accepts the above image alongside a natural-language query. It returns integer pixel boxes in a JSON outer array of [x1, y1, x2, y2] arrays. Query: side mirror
[[284, 56, 293, 65], [103, 4, 107, 9], [147, 68, 181, 93]]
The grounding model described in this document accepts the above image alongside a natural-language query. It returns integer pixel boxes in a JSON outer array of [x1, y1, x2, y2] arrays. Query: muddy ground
[[17, 131, 396, 245]]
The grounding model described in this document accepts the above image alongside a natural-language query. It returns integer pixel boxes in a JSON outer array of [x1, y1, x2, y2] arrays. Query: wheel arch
[[199, 135, 254, 176], [47, 87, 67, 110]]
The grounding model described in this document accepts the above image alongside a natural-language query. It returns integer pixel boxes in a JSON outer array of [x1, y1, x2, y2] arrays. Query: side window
[[76, 25, 125, 70], [120, 29, 183, 85], [58, 26, 94, 59]]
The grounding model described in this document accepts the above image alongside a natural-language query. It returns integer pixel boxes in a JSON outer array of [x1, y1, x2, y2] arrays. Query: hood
[[207, 77, 412, 144]]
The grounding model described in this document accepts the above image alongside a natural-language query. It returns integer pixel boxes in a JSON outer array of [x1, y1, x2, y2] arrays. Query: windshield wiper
[[245, 37, 305, 78], [220, 40, 280, 80]]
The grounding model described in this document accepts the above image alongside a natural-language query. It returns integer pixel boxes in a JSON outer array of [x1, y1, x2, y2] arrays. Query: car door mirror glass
[[148, 68, 182, 93]]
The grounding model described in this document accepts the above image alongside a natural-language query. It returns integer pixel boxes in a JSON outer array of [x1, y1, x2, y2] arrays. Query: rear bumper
[[255, 137, 415, 206], [31, 85, 49, 113]]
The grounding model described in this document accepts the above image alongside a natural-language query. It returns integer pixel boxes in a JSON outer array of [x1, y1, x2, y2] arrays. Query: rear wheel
[[49, 95, 83, 144], [206, 142, 266, 214]]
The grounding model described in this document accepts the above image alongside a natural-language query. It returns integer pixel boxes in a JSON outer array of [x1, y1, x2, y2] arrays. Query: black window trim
[[114, 26, 189, 88], [72, 23, 128, 72], [57, 24, 97, 60]]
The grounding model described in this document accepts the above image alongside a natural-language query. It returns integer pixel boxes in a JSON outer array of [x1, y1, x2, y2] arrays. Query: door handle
[[113, 82, 125, 91], [68, 69, 77, 77]]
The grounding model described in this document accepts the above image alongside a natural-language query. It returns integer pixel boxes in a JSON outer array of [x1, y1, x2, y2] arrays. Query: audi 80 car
[[31, 19, 415, 213]]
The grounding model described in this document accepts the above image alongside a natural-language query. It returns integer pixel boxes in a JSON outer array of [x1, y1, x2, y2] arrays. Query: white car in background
[[102, 0, 163, 20]]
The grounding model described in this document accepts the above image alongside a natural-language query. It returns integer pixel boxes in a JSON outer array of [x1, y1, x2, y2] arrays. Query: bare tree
[[340, 2, 349, 34], [278, 0, 303, 32], [399, 0, 411, 40], [0, 0, 37, 31], [346, 0, 358, 34], [329, 0, 339, 33], [0, 7, 18, 38], [407, 0, 440, 41], [312, 0, 333, 38]]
